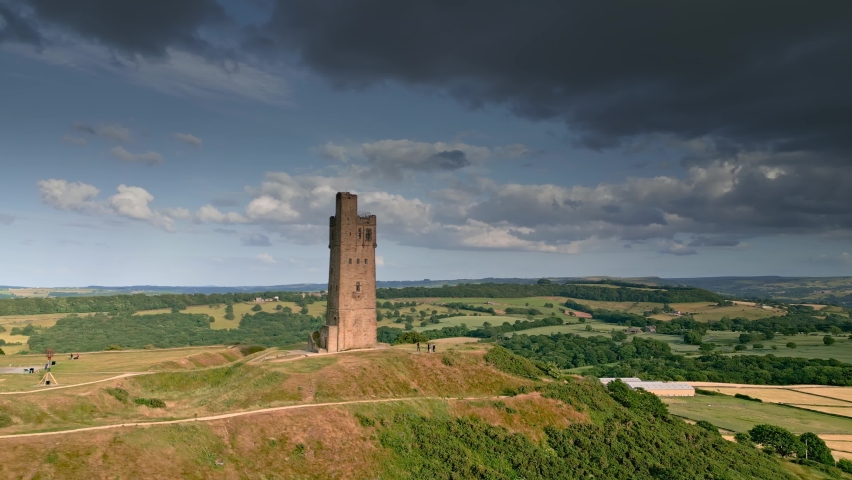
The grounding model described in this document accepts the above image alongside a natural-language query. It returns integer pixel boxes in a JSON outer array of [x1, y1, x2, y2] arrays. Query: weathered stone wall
[[321, 192, 377, 351]]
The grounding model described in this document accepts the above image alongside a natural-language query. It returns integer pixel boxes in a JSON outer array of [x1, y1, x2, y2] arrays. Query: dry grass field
[[700, 387, 852, 406], [792, 406, 852, 418], [795, 388, 852, 403]]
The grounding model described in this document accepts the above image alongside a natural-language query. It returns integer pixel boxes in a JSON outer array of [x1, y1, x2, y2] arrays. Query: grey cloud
[[0, 3, 42, 46], [0, 213, 14, 225], [23, 0, 232, 60], [212, 227, 238, 235], [429, 150, 469, 170], [240, 233, 272, 246], [71, 122, 96, 135], [659, 243, 698, 256], [110, 146, 164, 165], [174, 132, 202, 147], [688, 236, 741, 247], [251, 1, 852, 156]]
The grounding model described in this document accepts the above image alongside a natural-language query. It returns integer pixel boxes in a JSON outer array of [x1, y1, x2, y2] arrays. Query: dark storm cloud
[[21, 0, 231, 60], [0, 2, 42, 46], [252, 0, 852, 154]]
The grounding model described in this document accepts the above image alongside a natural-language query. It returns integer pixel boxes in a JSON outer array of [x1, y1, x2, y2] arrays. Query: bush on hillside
[[104, 387, 130, 403], [238, 345, 266, 356], [134, 398, 166, 408], [483, 346, 544, 380]]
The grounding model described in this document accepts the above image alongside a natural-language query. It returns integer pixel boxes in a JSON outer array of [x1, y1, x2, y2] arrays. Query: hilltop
[[0, 343, 837, 479]]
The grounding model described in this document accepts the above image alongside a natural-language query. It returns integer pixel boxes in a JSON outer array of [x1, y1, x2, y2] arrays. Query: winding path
[[0, 395, 497, 440]]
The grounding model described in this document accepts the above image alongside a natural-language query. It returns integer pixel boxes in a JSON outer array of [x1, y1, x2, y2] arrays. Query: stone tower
[[308, 192, 377, 353]]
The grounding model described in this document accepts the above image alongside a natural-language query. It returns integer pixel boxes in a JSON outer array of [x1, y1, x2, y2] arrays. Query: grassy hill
[[0, 344, 836, 479]]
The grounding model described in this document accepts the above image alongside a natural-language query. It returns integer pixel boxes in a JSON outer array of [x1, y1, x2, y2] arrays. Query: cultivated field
[[664, 395, 852, 434]]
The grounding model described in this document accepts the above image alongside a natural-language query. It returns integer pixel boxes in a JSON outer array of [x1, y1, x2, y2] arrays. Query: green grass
[[665, 395, 852, 433]]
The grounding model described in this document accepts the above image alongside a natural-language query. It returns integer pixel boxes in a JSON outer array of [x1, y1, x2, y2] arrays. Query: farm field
[[664, 394, 852, 434], [795, 388, 852, 403], [696, 387, 852, 406], [797, 406, 852, 418]]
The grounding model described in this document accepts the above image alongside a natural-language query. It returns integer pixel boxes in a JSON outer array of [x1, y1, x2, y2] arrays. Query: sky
[[0, 0, 851, 287]]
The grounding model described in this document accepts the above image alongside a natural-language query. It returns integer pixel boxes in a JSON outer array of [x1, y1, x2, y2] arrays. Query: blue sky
[[1, 1, 850, 286]]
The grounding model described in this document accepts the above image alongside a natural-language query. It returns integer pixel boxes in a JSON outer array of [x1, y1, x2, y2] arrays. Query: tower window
[[366, 229, 372, 241], [358, 228, 362, 239], [357, 258, 360, 264], [365, 259, 368, 264], [349, 258, 352, 264], [356, 282, 361, 293]]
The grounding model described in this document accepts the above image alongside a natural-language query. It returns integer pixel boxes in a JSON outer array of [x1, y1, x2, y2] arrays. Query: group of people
[[415, 342, 436, 353], [68, 353, 80, 360]]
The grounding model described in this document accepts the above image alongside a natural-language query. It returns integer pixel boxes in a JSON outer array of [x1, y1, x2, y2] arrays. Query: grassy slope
[[0, 345, 816, 479]]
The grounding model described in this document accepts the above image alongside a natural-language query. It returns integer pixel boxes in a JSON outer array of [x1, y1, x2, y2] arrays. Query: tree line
[[376, 282, 724, 303], [0, 291, 321, 316], [26, 310, 323, 353], [500, 333, 852, 386]]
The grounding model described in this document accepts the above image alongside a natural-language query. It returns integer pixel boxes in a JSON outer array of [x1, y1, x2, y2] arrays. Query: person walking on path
[[416, 342, 420, 352], [432, 344, 436, 353]]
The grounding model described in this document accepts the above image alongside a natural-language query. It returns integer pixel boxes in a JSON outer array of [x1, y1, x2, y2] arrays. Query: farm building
[[598, 378, 695, 397], [626, 327, 642, 334], [645, 325, 656, 333]]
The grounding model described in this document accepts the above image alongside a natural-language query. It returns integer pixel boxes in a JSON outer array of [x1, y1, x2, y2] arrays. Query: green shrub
[[734, 344, 747, 351], [786, 342, 797, 349], [238, 345, 266, 356], [441, 355, 455, 367], [838, 458, 852, 474], [251, 304, 262, 312], [696, 420, 720, 435], [394, 331, 428, 345], [695, 388, 724, 396], [134, 398, 167, 408], [104, 387, 130, 403], [0, 412, 12, 428], [354, 412, 375, 427], [105, 345, 123, 351], [483, 346, 544, 380], [824, 336, 835, 346], [735, 393, 762, 402], [0, 347, 4, 355], [734, 432, 754, 447]]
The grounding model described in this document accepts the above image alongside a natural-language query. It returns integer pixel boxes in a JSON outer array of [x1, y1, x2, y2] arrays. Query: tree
[[786, 342, 797, 349], [300, 306, 309, 315], [275, 304, 283, 311], [684, 331, 703, 345], [753, 343, 764, 349], [251, 304, 262, 312], [420, 321, 428, 327], [830, 326, 842, 336], [734, 432, 754, 447], [734, 344, 747, 351], [739, 333, 752, 344], [824, 335, 836, 346], [838, 459, 852, 474], [410, 307, 416, 313], [611, 330, 627, 342], [799, 432, 834, 466], [748, 424, 803, 458], [699, 343, 715, 352], [0, 347, 4, 355], [404, 322, 414, 331], [224, 304, 235, 320], [537, 278, 551, 285]]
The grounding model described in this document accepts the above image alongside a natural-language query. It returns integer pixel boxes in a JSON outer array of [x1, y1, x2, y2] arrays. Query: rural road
[[0, 395, 499, 440]]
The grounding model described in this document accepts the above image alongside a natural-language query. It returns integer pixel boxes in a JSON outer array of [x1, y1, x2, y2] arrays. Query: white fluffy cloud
[[196, 205, 249, 224], [174, 132, 202, 147], [37, 179, 178, 231], [37, 179, 102, 212], [311, 141, 348, 162], [110, 146, 164, 165]]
